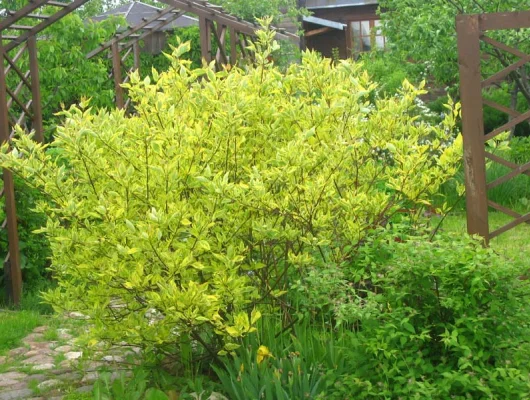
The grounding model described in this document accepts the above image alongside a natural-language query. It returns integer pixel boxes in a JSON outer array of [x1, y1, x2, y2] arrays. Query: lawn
[[437, 211, 530, 266], [0, 310, 43, 355]]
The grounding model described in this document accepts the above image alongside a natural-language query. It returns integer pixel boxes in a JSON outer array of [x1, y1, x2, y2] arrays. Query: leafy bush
[[295, 231, 530, 398], [0, 25, 461, 364], [0, 177, 51, 291]]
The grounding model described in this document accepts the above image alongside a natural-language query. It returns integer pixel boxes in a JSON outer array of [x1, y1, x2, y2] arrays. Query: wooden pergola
[[0, 0, 300, 304]]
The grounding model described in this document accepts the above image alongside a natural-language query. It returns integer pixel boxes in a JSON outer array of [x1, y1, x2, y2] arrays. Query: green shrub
[[298, 231, 530, 399], [0, 24, 462, 365], [0, 177, 51, 294]]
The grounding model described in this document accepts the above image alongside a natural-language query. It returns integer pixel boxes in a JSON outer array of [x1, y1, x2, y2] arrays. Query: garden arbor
[[457, 11, 530, 244], [0, 0, 299, 304]]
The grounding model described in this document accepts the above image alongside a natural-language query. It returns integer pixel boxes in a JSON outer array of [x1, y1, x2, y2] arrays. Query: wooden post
[[0, 35, 23, 305], [199, 16, 212, 63], [229, 27, 237, 65], [111, 41, 124, 109], [345, 22, 353, 59], [133, 42, 141, 73], [27, 35, 43, 143], [456, 15, 489, 243]]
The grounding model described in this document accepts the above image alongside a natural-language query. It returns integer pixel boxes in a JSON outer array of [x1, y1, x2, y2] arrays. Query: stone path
[[0, 323, 136, 400]]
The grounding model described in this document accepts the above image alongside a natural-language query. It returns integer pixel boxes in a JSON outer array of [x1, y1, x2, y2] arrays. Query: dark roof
[[91, 1, 198, 31], [306, 0, 379, 9]]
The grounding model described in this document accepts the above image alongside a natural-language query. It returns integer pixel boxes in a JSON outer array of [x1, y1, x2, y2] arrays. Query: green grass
[[435, 211, 530, 265], [0, 310, 43, 355]]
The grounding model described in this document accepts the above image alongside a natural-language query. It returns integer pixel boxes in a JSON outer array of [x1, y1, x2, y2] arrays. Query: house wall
[[141, 31, 167, 55], [304, 4, 379, 58], [305, 25, 347, 59]]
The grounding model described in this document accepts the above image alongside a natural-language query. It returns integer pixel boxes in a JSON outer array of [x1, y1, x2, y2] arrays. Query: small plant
[[308, 230, 530, 399]]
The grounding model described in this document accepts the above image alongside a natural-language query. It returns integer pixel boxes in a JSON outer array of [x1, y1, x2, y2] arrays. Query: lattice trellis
[[1, 0, 299, 304], [1, 0, 91, 304], [457, 11, 530, 243]]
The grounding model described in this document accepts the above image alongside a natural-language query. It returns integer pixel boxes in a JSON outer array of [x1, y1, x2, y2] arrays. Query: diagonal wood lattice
[[1, 0, 300, 304], [457, 11, 530, 244], [86, 0, 298, 110], [1, 0, 92, 304]]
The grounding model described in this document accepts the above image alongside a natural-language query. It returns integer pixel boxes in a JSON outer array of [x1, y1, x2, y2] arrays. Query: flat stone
[[0, 379, 19, 388], [37, 379, 61, 390], [58, 361, 72, 369], [29, 342, 55, 352], [76, 385, 93, 393], [81, 372, 98, 383], [22, 355, 54, 365], [67, 312, 89, 320], [0, 389, 33, 400], [53, 346, 72, 354], [22, 334, 43, 343], [0, 372, 27, 381], [32, 327, 47, 334], [31, 364, 55, 372], [64, 352, 82, 361], [63, 372, 82, 382], [0, 357, 6, 365], [8, 348, 27, 358], [24, 375, 46, 383], [101, 355, 123, 363], [0, 381, 28, 391]]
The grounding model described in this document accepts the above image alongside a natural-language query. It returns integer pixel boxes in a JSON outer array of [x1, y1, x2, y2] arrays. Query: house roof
[[306, 0, 379, 9], [303, 15, 346, 30], [91, 1, 198, 31]]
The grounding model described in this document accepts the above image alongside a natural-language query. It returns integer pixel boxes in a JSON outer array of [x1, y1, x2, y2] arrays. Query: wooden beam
[[0, 0, 49, 31], [456, 14, 489, 243], [111, 42, 125, 109], [305, 27, 332, 38], [157, 0, 300, 43], [86, 6, 178, 59], [199, 16, 212, 63], [28, 36, 43, 143], [5, 0, 92, 53], [0, 36, 22, 306]]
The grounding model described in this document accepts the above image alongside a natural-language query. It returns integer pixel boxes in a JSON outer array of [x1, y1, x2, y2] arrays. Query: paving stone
[[0, 372, 27, 381], [52, 346, 71, 354], [0, 379, 20, 388], [32, 327, 47, 334], [103, 355, 125, 363], [0, 357, 6, 365], [67, 312, 89, 320], [7, 348, 26, 358], [80, 371, 98, 383], [28, 342, 55, 352], [37, 379, 61, 391], [64, 352, 82, 361], [0, 388, 33, 400], [31, 364, 55, 372], [22, 334, 43, 344], [75, 385, 93, 393], [54, 372, 81, 382], [24, 375, 46, 383], [21, 355, 54, 365]]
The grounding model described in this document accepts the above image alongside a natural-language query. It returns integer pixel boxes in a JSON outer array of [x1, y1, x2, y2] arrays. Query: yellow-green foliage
[[0, 26, 462, 357]]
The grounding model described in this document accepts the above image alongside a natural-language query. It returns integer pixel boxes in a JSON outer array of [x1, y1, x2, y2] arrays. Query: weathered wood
[[456, 14, 489, 242], [199, 16, 212, 63], [0, 36, 22, 306], [111, 42, 125, 109], [28, 36, 43, 143]]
